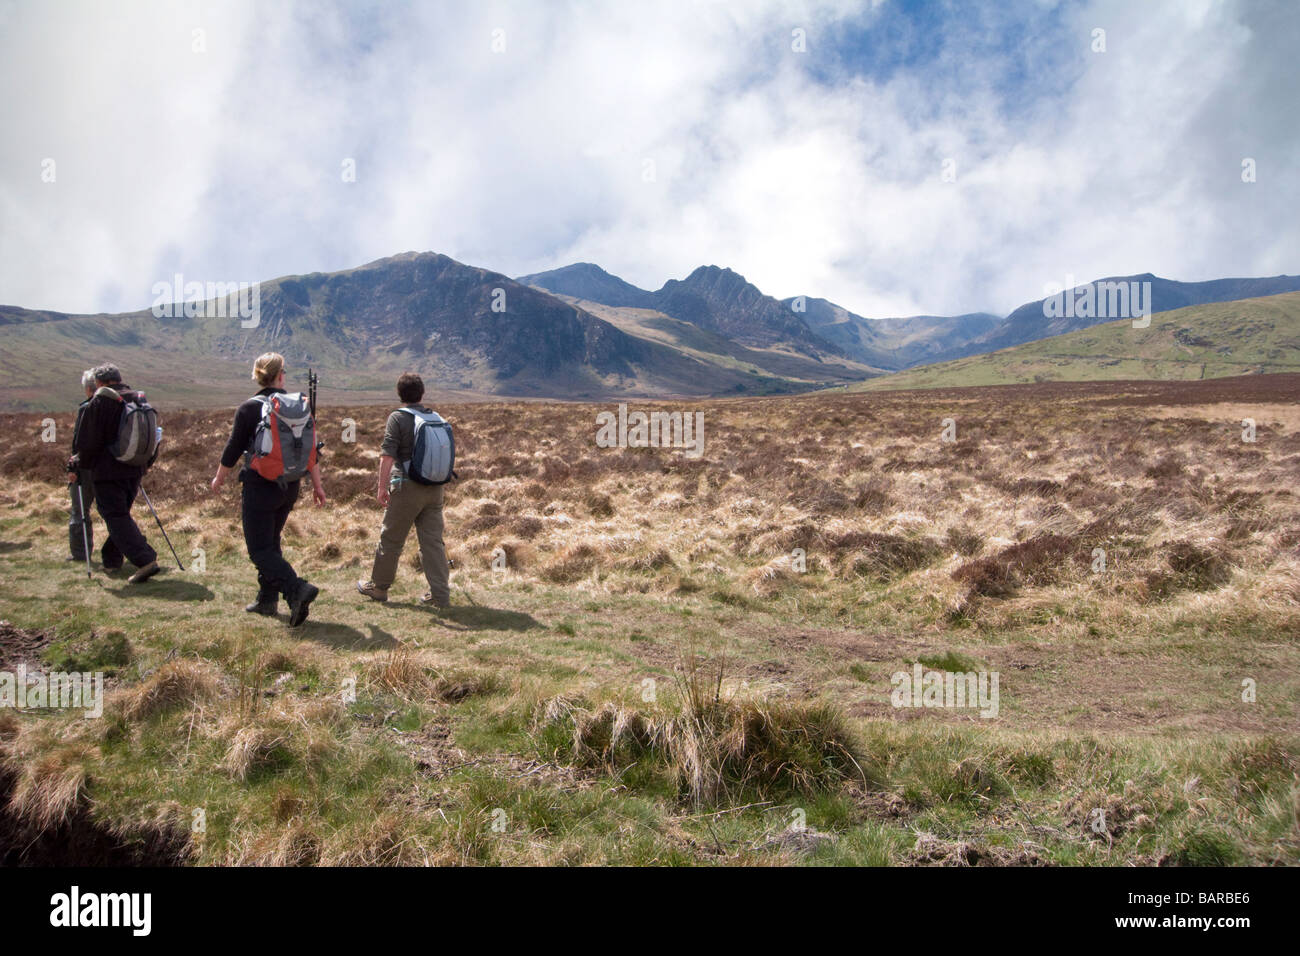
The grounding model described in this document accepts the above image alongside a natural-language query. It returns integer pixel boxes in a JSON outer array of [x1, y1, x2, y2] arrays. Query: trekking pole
[[139, 485, 185, 570], [309, 368, 325, 455], [75, 483, 92, 580]]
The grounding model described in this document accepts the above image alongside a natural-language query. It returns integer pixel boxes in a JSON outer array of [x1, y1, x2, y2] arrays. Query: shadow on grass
[[0, 541, 31, 555], [109, 577, 215, 602], [416, 603, 541, 633], [303, 621, 399, 650]]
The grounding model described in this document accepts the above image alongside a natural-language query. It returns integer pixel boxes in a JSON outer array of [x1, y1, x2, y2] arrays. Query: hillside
[[855, 291, 1300, 391], [0, 253, 873, 412], [952, 272, 1300, 362], [515, 262, 657, 309], [785, 295, 1000, 370], [543, 295, 886, 386], [520, 263, 846, 358]]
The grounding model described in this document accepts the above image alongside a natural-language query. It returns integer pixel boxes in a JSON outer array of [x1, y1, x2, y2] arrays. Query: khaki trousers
[[370, 477, 449, 602]]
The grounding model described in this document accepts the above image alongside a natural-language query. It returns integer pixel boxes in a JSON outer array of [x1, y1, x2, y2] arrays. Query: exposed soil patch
[[0, 766, 191, 866], [907, 833, 1054, 867], [0, 620, 51, 671]]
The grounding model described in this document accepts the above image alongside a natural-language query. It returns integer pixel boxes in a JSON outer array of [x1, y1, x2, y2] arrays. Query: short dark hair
[[396, 372, 424, 405], [92, 363, 121, 385]]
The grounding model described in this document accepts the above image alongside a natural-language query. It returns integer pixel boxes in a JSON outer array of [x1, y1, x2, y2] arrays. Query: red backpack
[[246, 393, 317, 485]]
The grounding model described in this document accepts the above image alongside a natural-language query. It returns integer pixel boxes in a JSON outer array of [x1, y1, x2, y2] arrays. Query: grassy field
[[0, 374, 1297, 865], [855, 292, 1300, 391]]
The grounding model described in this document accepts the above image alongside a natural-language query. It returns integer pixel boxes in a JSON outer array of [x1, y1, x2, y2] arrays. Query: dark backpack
[[95, 386, 159, 468], [399, 407, 455, 485]]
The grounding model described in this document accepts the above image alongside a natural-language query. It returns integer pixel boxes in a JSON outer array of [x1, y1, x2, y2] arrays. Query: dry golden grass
[[118, 659, 223, 722], [0, 374, 1297, 866], [4, 741, 92, 829]]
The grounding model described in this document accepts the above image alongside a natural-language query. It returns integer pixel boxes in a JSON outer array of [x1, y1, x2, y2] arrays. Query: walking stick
[[139, 485, 185, 570], [308, 368, 325, 455], [75, 482, 92, 580]]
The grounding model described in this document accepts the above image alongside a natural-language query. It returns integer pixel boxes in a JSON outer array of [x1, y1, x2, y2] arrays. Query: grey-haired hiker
[[73, 364, 160, 583], [357, 373, 451, 608], [66, 368, 97, 564]]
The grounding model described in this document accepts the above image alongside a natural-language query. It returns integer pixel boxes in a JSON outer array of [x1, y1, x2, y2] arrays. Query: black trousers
[[241, 474, 303, 602], [94, 477, 157, 569], [69, 470, 95, 560]]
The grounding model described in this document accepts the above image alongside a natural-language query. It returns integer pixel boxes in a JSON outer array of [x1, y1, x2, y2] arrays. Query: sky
[[1, 0, 1296, 319]]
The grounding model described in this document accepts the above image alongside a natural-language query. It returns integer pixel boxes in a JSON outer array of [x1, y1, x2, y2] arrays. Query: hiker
[[356, 372, 452, 608], [210, 352, 325, 626], [66, 368, 97, 564], [73, 364, 160, 582]]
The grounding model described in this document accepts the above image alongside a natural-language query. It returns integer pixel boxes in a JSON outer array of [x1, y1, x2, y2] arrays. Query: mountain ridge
[[0, 252, 873, 412]]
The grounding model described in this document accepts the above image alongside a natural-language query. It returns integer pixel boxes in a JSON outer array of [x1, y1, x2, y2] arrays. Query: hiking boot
[[420, 592, 450, 609], [128, 561, 161, 584], [356, 580, 389, 602], [289, 582, 320, 627], [245, 598, 279, 616]]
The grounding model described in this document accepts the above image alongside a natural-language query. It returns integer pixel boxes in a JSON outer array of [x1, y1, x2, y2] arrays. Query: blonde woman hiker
[[210, 352, 326, 626], [357, 372, 454, 608]]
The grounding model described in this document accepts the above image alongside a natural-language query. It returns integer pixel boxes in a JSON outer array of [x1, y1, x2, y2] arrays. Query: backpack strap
[[244, 395, 273, 462], [395, 407, 431, 477]]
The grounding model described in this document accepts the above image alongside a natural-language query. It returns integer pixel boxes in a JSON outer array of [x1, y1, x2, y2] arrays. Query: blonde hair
[[252, 352, 285, 388]]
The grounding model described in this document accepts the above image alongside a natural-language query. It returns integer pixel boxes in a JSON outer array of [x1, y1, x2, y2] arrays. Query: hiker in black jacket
[[66, 368, 97, 563], [73, 364, 160, 583], [210, 352, 325, 626]]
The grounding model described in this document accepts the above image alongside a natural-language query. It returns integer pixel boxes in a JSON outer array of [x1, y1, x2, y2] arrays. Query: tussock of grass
[[367, 648, 501, 703], [744, 554, 802, 597], [843, 532, 942, 580], [4, 741, 93, 828], [535, 657, 871, 807], [953, 534, 1077, 598], [118, 659, 222, 722], [541, 542, 604, 583], [222, 724, 294, 781]]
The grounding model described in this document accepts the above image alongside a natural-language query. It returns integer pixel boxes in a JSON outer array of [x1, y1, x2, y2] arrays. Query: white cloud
[[0, 0, 1294, 320]]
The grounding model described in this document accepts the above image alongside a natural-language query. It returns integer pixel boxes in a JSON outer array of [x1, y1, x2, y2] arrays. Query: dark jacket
[[221, 387, 298, 488], [74, 383, 145, 482], [69, 398, 91, 472], [71, 398, 90, 450]]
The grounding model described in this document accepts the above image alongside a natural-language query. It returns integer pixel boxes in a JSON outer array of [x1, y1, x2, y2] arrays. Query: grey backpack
[[400, 408, 455, 485], [96, 386, 159, 468]]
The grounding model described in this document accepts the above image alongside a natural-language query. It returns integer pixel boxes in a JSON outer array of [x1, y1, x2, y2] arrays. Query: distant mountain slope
[[785, 295, 999, 370], [0, 252, 874, 412], [521, 263, 845, 358], [546, 294, 883, 387], [854, 292, 1300, 391], [653, 265, 844, 356], [954, 273, 1300, 361], [515, 262, 656, 309]]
